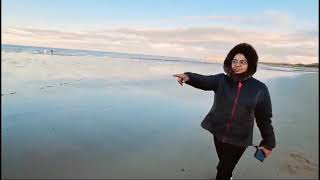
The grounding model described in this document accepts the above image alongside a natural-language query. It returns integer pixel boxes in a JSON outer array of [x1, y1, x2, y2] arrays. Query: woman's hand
[[259, 146, 272, 158], [173, 74, 189, 86]]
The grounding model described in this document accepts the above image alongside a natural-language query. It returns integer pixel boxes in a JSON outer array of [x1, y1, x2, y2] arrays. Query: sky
[[2, 0, 319, 64]]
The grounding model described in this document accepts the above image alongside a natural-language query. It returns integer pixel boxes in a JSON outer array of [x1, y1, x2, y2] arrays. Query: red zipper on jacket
[[222, 81, 243, 143]]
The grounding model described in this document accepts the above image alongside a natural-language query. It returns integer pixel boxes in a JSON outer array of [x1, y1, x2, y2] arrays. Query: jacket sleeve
[[254, 85, 276, 150], [184, 72, 222, 91]]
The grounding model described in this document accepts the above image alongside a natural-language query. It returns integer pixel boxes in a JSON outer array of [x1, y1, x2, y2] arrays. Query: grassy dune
[[260, 62, 319, 68]]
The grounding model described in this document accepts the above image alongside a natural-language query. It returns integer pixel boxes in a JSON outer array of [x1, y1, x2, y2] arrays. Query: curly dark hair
[[223, 43, 259, 81]]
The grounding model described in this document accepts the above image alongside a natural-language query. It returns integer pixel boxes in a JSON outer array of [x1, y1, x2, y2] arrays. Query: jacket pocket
[[201, 111, 224, 133]]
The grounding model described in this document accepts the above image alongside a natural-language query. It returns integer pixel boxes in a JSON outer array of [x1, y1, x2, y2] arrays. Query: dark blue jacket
[[185, 72, 276, 150]]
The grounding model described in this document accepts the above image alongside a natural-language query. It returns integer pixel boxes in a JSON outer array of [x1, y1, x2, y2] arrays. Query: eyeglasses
[[231, 59, 248, 66]]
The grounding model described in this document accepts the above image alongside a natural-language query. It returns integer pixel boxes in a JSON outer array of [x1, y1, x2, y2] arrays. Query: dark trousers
[[213, 136, 246, 180]]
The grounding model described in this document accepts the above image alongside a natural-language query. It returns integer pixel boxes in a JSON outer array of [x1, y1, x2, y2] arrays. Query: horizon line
[[1, 43, 208, 62]]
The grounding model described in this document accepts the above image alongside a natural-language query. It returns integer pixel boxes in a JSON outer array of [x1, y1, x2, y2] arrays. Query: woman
[[173, 43, 276, 180]]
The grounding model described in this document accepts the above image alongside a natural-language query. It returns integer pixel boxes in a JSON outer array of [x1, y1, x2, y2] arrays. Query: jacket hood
[[223, 43, 258, 81]]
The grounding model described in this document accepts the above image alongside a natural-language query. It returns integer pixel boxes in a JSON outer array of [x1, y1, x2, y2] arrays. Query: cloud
[[185, 10, 294, 28], [2, 23, 318, 64]]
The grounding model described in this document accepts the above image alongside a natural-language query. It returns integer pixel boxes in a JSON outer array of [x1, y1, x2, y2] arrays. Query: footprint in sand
[[40, 85, 56, 89], [40, 82, 70, 89], [58, 82, 69, 86], [2, 92, 17, 96], [280, 151, 318, 176], [48, 127, 56, 133]]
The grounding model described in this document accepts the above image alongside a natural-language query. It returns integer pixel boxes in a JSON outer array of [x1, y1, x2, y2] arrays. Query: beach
[[1, 45, 319, 179]]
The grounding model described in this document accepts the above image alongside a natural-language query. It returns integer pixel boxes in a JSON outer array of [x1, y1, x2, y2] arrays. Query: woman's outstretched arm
[[173, 72, 223, 91]]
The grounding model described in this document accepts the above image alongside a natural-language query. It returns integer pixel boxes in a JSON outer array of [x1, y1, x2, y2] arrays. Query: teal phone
[[254, 149, 266, 162]]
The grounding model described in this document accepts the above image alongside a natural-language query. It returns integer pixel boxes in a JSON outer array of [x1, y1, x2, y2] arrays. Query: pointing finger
[[173, 74, 183, 78]]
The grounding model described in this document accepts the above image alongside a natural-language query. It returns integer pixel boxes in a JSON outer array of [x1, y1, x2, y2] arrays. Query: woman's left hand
[[259, 146, 272, 158]]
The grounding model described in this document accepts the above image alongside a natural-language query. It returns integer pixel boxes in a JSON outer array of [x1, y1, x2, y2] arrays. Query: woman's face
[[231, 53, 248, 74]]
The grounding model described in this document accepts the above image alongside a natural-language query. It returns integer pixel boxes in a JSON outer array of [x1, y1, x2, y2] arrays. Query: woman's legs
[[213, 136, 246, 180]]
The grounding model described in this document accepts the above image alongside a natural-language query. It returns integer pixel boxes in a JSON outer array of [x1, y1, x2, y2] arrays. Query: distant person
[[173, 43, 276, 180], [44, 49, 47, 54], [51, 49, 54, 55]]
